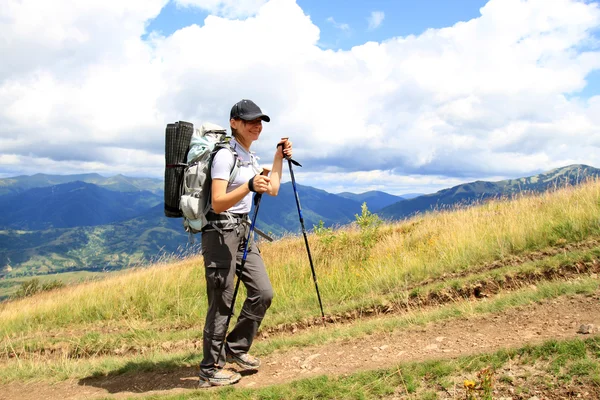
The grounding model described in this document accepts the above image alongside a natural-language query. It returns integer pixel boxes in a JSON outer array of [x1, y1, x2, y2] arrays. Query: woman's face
[[232, 118, 263, 143]]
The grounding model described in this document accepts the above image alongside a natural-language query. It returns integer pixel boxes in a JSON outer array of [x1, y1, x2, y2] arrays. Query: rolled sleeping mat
[[164, 121, 194, 218]]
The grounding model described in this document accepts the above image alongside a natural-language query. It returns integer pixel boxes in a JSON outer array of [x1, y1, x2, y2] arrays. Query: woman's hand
[[275, 138, 293, 160], [250, 174, 270, 194]]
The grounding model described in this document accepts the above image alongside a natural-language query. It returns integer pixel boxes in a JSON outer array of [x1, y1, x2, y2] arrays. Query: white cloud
[[368, 11, 385, 31], [174, 0, 268, 18], [294, 169, 467, 196], [1, 0, 600, 195], [0, 0, 167, 81], [326, 16, 350, 32]]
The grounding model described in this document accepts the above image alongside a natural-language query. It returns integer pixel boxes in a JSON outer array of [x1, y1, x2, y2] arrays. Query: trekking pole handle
[[277, 138, 302, 167], [252, 168, 271, 206]]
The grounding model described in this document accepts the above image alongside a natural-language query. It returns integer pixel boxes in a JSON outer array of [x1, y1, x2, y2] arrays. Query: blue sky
[[147, 0, 490, 49], [582, 68, 600, 98]]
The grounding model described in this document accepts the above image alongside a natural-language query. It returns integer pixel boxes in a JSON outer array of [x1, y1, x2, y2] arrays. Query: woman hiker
[[198, 99, 293, 387]]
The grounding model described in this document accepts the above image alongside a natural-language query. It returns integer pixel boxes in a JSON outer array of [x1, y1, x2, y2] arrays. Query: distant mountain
[[379, 164, 600, 220], [336, 191, 404, 211], [0, 173, 163, 196], [0, 181, 162, 230], [258, 183, 363, 235], [399, 193, 425, 200]]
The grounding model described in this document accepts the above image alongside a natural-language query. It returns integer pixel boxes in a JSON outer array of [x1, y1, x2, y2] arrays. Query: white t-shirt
[[211, 138, 260, 214]]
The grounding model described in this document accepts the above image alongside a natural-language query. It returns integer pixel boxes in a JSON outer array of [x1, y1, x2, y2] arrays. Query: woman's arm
[[266, 138, 293, 196], [211, 178, 252, 214], [210, 148, 256, 214], [211, 147, 272, 212]]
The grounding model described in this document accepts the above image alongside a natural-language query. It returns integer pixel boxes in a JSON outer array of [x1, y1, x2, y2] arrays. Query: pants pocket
[[205, 268, 229, 290]]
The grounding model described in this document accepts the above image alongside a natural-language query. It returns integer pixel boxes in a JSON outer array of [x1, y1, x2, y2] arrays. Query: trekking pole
[[216, 167, 270, 367], [278, 142, 326, 324]]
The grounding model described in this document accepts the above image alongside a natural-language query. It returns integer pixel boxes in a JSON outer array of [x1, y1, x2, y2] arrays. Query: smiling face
[[230, 118, 263, 148]]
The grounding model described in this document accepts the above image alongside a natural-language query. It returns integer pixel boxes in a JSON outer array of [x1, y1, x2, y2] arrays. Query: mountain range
[[0, 181, 162, 230], [378, 164, 600, 219], [0, 173, 163, 196], [336, 191, 405, 212], [1, 164, 599, 280]]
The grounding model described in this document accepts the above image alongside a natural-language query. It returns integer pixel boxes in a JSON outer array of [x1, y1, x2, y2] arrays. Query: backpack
[[179, 122, 244, 234]]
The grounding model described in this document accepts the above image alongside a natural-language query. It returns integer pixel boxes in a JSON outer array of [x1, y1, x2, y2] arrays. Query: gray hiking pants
[[200, 224, 273, 373]]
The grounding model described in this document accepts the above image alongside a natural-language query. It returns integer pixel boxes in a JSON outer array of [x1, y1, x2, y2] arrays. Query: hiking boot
[[198, 368, 241, 387], [226, 351, 261, 371]]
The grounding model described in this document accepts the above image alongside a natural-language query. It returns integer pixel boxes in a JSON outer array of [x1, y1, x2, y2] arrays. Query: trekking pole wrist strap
[[276, 143, 286, 159], [248, 176, 256, 192]]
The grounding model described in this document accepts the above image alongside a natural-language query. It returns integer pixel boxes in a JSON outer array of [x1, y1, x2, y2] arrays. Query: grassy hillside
[[2, 179, 600, 397], [2, 179, 600, 333], [0, 271, 117, 302]]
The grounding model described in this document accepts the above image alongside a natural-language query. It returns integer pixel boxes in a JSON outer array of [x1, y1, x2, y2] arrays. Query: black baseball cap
[[230, 99, 271, 122]]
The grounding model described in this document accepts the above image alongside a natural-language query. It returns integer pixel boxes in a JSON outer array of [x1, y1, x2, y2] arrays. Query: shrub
[[12, 278, 65, 299], [355, 203, 382, 251]]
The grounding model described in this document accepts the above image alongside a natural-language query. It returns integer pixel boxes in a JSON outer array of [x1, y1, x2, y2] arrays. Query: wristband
[[248, 176, 256, 192]]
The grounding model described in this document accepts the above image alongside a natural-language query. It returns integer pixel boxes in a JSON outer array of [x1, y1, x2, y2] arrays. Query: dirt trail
[[2, 291, 599, 400]]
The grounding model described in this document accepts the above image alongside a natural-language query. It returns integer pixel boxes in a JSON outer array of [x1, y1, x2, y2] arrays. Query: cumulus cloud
[[367, 11, 385, 30], [1, 0, 600, 194]]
